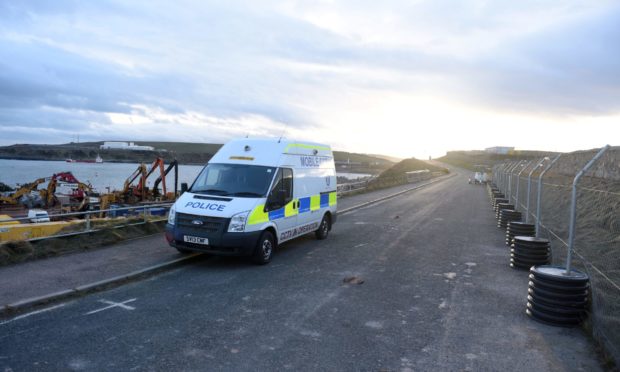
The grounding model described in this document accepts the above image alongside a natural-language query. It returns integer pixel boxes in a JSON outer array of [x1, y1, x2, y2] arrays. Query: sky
[[0, 0, 619, 159]]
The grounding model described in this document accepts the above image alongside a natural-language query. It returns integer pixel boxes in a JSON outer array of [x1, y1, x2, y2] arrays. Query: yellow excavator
[[99, 158, 178, 216], [1, 172, 95, 211], [0, 177, 48, 206], [99, 163, 147, 215], [39, 172, 94, 209]]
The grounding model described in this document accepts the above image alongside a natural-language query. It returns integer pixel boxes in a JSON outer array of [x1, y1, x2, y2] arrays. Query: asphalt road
[[0, 174, 602, 371]]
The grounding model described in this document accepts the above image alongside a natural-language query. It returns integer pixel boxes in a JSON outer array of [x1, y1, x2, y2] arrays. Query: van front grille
[[177, 213, 228, 234]]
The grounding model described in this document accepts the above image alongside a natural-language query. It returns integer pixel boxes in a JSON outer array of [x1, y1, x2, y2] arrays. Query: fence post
[[565, 145, 610, 274], [504, 162, 515, 193], [525, 158, 547, 223], [144, 206, 148, 224], [86, 212, 91, 232], [500, 162, 511, 191], [515, 160, 533, 211], [535, 154, 562, 237], [501, 162, 511, 196], [495, 164, 501, 186], [507, 161, 524, 204], [495, 164, 502, 186]]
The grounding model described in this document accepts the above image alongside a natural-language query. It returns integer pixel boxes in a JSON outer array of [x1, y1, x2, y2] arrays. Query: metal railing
[[492, 145, 619, 364], [0, 182, 371, 242], [337, 178, 375, 195], [0, 202, 173, 243], [1, 170, 450, 243]]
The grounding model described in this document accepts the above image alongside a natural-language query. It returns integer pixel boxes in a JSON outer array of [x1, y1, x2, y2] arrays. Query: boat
[[67, 155, 104, 163]]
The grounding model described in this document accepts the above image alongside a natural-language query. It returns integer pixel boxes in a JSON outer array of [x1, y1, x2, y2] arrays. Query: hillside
[[366, 153, 403, 163], [353, 157, 449, 193], [333, 151, 394, 174], [0, 142, 216, 165], [438, 150, 556, 171], [0, 141, 394, 169], [376, 158, 448, 181]]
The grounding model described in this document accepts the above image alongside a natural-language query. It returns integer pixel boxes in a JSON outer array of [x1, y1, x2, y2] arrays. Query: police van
[[165, 138, 337, 264]]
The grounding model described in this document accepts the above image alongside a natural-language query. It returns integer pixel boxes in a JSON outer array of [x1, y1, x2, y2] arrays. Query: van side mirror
[[181, 183, 188, 194]]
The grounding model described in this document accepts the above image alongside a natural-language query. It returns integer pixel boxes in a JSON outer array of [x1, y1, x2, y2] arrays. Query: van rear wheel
[[252, 230, 275, 265], [315, 214, 331, 240]]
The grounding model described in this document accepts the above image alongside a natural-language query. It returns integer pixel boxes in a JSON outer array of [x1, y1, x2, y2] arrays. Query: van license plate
[[183, 236, 209, 245]]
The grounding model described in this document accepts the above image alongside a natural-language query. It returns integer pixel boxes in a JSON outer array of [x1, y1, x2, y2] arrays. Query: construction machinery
[[0, 172, 95, 210], [153, 159, 178, 198], [40, 172, 95, 209], [99, 158, 178, 216], [0, 177, 48, 208], [99, 163, 147, 215], [120, 158, 178, 201], [122, 162, 149, 203]]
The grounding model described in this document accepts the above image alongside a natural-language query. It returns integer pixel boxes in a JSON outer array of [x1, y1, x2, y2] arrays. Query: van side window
[[282, 168, 293, 200], [266, 168, 293, 211]]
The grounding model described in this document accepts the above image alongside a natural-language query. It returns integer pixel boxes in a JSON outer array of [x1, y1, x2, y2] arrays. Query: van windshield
[[190, 164, 276, 197]]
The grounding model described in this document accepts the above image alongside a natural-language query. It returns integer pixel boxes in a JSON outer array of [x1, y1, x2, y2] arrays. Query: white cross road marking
[[0, 304, 66, 326], [85, 298, 137, 315]]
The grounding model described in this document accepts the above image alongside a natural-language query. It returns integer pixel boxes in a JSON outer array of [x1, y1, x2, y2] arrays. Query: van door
[[265, 168, 298, 243], [295, 168, 319, 231]]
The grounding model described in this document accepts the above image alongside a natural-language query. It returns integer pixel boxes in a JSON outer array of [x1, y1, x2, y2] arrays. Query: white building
[[485, 146, 514, 155], [100, 142, 155, 151]]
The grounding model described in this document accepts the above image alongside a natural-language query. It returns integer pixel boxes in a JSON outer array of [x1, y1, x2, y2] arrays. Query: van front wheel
[[315, 215, 330, 240], [252, 230, 275, 265]]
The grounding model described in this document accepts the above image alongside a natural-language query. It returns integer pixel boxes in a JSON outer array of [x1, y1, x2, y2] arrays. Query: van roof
[[209, 138, 333, 167], [28, 209, 47, 213]]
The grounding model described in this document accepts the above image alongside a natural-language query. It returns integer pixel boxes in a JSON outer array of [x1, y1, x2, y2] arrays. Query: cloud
[[462, 4, 620, 116], [0, 0, 618, 156]]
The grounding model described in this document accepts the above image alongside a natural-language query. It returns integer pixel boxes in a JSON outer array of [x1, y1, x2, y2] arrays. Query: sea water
[[0, 159, 371, 193]]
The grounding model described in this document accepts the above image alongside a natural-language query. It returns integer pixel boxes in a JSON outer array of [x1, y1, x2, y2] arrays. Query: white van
[[165, 138, 337, 264], [28, 209, 51, 223]]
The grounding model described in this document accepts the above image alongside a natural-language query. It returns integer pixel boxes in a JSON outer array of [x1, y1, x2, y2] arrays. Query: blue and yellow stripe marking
[[247, 191, 337, 225], [268, 208, 285, 220], [320, 194, 329, 208], [299, 197, 311, 213]]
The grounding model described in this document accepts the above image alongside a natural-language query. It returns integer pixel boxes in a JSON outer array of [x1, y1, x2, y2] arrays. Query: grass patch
[[0, 220, 167, 266]]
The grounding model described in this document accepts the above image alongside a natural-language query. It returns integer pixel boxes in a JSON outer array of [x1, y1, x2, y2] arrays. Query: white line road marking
[[85, 298, 137, 315], [0, 304, 66, 326]]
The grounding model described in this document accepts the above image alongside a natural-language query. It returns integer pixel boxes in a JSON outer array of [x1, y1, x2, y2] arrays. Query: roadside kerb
[[339, 173, 456, 215], [1, 253, 202, 317], [1, 173, 454, 318]]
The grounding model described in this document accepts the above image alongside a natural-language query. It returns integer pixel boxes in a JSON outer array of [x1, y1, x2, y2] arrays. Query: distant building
[[485, 146, 514, 155], [100, 142, 155, 151]]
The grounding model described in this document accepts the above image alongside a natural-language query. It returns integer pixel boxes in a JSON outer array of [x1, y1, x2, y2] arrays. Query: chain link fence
[[494, 147, 620, 365]]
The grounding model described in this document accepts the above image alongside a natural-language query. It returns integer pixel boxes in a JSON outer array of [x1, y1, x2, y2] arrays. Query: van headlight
[[228, 210, 249, 232], [168, 205, 176, 225]]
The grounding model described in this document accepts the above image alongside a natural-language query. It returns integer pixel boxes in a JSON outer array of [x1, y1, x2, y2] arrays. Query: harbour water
[[0, 159, 204, 193], [0, 159, 370, 193]]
